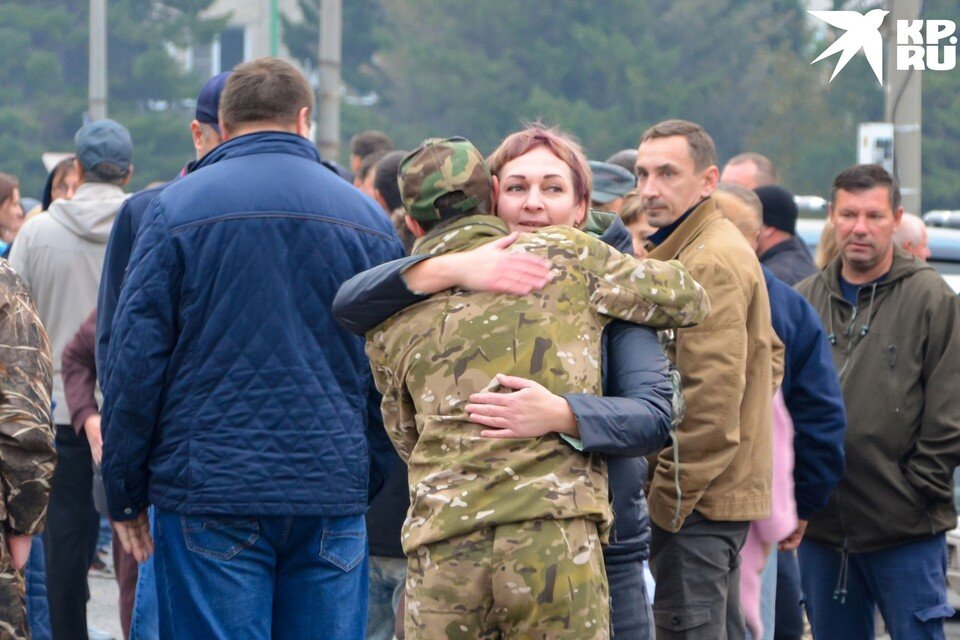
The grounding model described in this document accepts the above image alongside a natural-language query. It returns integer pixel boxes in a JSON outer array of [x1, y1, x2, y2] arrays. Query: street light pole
[[317, 0, 342, 162], [885, 0, 922, 214], [89, 0, 107, 120]]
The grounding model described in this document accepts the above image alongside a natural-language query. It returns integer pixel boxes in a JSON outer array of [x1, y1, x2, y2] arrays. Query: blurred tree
[[0, 0, 223, 200]]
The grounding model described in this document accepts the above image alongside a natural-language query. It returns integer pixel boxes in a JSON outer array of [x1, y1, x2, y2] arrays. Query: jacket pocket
[[181, 515, 259, 560], [653, 604, 711, 632], [318, 515, 367, 572]]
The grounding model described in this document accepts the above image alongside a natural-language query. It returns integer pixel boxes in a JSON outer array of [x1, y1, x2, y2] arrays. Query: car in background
[[796, 217, 960, 292], [924, 210, 960, 231]]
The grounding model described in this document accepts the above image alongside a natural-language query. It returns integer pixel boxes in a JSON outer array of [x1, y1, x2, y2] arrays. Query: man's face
[[830, 186, 902, 276], [495, 146, 585, 232], [720, 161, 759, 190], [635, 136, 717, 227]]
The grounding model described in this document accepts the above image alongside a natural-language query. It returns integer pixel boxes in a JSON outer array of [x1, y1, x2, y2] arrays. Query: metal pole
[[317, 0, 342, 161], [885, 0, 922, 214], [270, 0, 280, 57], [89, 0, 107, 120]]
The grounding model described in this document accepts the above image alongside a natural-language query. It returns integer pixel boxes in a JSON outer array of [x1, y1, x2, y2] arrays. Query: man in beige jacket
[[637, 120, 781, 639]]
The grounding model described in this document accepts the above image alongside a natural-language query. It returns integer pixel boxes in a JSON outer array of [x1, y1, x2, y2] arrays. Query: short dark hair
[[374, 150, 408, 212], [0, 172, 19, 205], [725, 152, 778, 186], [350, 130, 393, 159], [358, 149, 388, 182], [639, 119, 717, 171], [84, 162, 129, 186], [830, 164, 901, 212], [417, 191, 491, 233], [219, 57, 314, 131]]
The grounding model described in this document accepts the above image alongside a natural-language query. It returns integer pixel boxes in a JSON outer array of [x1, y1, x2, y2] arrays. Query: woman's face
[[52, 168, 79, 201], [495, 146, 586, 232], [0, 188, 23, 231]]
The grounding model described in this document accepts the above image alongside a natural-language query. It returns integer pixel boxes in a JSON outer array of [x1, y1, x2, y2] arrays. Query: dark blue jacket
[[101, 132, 404, 521], [763, 266, 846, 519], [97, 182, 168, 381], [333, 216, 672, 563]]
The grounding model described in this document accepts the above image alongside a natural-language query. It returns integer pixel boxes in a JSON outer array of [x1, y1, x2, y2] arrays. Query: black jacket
[[761, 234, 817, 285]]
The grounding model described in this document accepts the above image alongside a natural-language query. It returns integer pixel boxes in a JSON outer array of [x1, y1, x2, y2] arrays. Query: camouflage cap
[[398, 136, 493, 222]]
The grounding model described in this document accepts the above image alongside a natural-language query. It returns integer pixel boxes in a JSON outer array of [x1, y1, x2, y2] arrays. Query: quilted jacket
[[101, 131, 404, 521]]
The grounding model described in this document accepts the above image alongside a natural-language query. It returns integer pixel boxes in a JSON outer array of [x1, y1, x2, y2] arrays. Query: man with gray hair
[[892, 212, 931, 261], [721, 152, 779, 190], [9, 118, 133, 640]]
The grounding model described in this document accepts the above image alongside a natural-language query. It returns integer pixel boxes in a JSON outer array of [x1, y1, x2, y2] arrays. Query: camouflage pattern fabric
[[398, 137, 493, 222], [0, 259, 55, 640], [366, 214, 709, 554], [405, 517, 609, 640]]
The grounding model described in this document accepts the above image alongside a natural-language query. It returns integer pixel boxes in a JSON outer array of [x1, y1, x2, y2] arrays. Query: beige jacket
[[647, 197, 782, 531]]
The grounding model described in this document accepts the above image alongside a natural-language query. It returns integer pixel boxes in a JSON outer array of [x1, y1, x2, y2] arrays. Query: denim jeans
[[154, 509, 368, 640], [25, 535, 51, 640], [130, 508, 159, 640], [799, 535, 954, 640], [366, 556, 406, 640], [606, 559, 655, 639]]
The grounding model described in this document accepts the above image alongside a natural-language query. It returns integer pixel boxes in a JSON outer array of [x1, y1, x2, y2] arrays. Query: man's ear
[[296, 107, 311, 138], [190, 120, 204, 155], [73, 159, 86, 184], [701, 165, 720, 197], [122, 164, 134, 187]]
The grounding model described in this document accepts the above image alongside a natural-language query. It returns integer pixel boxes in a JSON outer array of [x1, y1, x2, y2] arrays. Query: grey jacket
[[9, 182, 126, 425]]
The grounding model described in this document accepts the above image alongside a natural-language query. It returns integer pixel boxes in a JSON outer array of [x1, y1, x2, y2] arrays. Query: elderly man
[[796, 164, 960, 639], [892, 212, 931, 261]]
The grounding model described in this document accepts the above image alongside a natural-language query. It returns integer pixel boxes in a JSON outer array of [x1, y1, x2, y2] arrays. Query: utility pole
[[89, 0, 107, 120], [885, 0, 922, 214], [317, 0, 342, 161]]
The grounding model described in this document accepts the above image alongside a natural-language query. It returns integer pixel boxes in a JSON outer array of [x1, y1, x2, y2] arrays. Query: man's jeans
[[130, 508, 159, 640], [366, 556, 406, 640], [154, 509, 368, 640], [799, 535, 954, 640], [607, 559, 656, 640]]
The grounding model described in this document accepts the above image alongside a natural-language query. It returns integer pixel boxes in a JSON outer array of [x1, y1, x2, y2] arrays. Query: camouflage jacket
[[0, 259, 55, 537], [366, 215, 709, 552]]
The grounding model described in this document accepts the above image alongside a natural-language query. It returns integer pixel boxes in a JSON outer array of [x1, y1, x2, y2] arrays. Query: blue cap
[[195, 71, 231, 133], [74, 119, 133, 173], [589, 160, 636, 204]]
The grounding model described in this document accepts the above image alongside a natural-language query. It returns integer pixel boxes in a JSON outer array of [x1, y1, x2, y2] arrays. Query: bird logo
[[809, 9, 890, 85]]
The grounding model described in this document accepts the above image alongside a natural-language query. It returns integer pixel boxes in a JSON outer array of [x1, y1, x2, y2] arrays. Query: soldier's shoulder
[[0, 259, 29, 297]]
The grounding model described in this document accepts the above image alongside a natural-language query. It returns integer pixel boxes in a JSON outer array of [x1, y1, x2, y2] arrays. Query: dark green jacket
[[796, 248, 960, 552]]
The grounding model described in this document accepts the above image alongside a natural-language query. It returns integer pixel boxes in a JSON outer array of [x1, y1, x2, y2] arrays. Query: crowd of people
[[1, 55, 959, 640]]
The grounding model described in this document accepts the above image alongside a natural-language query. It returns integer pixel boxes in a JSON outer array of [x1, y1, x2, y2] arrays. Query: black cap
[[755, 185, 798, 234]]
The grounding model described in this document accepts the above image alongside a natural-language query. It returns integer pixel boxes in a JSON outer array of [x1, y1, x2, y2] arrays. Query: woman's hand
[[465, 374, 578, 439]]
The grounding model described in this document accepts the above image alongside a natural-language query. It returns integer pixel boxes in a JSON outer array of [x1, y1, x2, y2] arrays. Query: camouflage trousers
[[405, 517, 609, 640], [0, 531, 28, 640]]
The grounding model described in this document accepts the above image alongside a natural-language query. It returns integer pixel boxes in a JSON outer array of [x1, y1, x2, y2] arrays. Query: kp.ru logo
[[809, 10, 958, 85]]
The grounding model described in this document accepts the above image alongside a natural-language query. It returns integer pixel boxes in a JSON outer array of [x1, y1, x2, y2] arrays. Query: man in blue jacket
[[101, 58, 404, 640]]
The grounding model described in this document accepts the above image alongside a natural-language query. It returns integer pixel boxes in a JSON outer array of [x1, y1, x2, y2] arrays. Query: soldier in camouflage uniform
[[0, 260, 55, 640], [364, 137, 709, 640]]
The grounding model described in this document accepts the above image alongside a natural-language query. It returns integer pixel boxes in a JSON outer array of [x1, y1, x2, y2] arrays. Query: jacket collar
[[761, 234, 809, 261], [647, 197, 722, 261], [583, 209, 634, 255], [195, 131, 321, 171], [412, 215, 509, 256], [818, 244, 933, 300]]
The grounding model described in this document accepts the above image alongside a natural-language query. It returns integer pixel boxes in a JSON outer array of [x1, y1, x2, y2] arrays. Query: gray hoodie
[[9, 182, 127, 425]]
